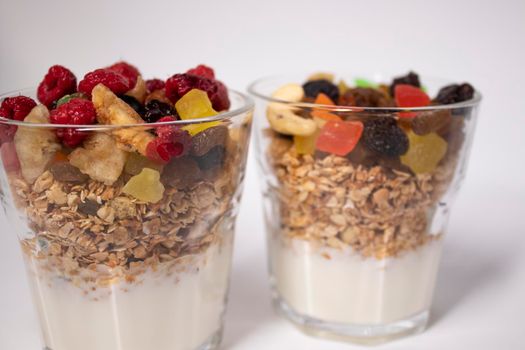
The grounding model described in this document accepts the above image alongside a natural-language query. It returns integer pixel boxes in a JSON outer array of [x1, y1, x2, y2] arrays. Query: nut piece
[[92, 84, 154, 155], [266, 83, 316, 136], [69, 133, 127, 185], [14, 105, 61, 183]]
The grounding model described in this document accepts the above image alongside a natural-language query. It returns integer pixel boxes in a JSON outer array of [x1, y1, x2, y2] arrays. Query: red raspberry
[[0, 96, 37, 121], [107, 61, 140, 88], [37, 65, 77, 108], [165, 73, 230, 111], [78, 69, 131, 97], [49, 98, 97, 147], [146, 117, 191, 163], [0, 96, 37, 143], [145, 78, 165, 92], [186, 64, 215, 79]]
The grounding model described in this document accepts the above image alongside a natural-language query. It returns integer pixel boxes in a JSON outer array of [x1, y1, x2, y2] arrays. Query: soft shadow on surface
[[222, 254, 277, 348], [430, 233, 519, 327]]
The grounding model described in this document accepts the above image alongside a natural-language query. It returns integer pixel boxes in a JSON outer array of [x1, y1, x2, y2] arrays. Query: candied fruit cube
[[125, 152, 163, 175], [354, 78, 377, 88], [316, 120, 363, 156], [122, 168, 165, 203], [175, 89, 218, 120], [294, 129, 319, 155], [400, 131, 448, 174]]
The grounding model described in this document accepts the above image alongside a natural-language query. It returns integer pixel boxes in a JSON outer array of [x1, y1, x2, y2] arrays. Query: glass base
[[43, 326, 223, 350], [273, 294, 429, 345]]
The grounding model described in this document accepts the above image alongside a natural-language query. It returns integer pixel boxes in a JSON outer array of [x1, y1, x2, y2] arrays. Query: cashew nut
[[266, 83, 316, 136]]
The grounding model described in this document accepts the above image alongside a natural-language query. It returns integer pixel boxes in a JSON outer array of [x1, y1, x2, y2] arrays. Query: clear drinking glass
[[249, 74, 481, 344], [0, 88, 253, 350]]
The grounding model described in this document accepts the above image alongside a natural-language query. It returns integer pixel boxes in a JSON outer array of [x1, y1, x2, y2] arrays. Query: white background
[[1, 0, 524, 349]]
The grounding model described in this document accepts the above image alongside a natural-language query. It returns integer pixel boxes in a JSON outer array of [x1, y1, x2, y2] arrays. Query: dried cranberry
[[186, 64, 215, 79], [165, 73, 230, 111], [78, 69, 131, 97], [37, 65, 77, 107], [145, 79, 165, 93]]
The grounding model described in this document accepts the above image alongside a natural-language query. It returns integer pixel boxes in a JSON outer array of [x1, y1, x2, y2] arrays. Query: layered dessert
[[0, 62, 252, 350], [255, 72, 478, 340]]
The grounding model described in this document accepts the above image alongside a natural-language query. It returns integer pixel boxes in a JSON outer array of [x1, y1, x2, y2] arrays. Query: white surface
[[0, 0, 524, 349]]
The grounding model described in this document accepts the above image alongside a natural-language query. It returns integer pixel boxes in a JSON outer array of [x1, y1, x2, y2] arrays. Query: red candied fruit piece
[[49, 98, 97, 147], [186, 64, 215, 80], [37, 65, 77, 108], [316, 120, 364, 156], [395, 84, 430, 118], [145, 78, 165, 92], [78, 69, 131, 97], [107, 61, 140, 88], [146, 117, 191, 163], [165, 73, 230, 111], [0, 96, 37, 144], [0, 142, 21, 172]]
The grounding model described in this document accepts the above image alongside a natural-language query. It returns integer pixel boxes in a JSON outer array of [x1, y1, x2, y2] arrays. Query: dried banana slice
[[125, 75, 147, 104], [92, 83, 154, 155], [69, 133, 127, 185], [266, 83, 316, 136], [14, 105, 61, 183]]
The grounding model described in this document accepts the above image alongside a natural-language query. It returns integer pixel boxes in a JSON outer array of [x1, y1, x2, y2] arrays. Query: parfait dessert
[[0, 62, 253, 350], [250, 72, 480, 343]]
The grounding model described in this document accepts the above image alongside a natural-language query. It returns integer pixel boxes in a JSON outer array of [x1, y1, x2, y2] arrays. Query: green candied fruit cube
[[354, 78, 378, 88]]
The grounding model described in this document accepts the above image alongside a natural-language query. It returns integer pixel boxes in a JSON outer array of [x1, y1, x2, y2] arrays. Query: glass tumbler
[[0, 88, 253, 350], [249, 74, 480, 344]]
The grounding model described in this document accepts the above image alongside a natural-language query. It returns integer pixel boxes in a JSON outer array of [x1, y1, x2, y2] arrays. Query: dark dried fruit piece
[[390, 71, 420, 96], [434, 83, 474, 104], [78, 199, 101, 216], [195, 145, 225, 170], [162, 156, 203, 189], [119, 95, 143, 115], [142, 100, 178, 123], [190, 125, 228, 157], [49, 162, 88, 183], [412, 109, 452, 135], [302, 79, 339, 103], [340, 88, 394, 107], [363, 118, 409, 157]]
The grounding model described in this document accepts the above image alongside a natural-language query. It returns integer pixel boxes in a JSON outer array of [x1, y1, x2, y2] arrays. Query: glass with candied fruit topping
[[0, 62, 253, 350], [249, 72, 481, 344]]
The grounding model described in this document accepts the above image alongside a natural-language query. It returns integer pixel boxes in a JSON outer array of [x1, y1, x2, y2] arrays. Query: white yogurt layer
[[23, 238, 233, 350], [270, 237, 443, 325]]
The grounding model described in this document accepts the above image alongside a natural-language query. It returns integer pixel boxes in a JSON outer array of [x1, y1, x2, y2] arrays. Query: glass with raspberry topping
[[249, 72, 481, 344], [0, 62, 253, 350]]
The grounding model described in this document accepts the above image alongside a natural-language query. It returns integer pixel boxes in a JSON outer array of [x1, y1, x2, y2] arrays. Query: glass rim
[[0, 87, 254, 129], [247, 74, 482, 112]]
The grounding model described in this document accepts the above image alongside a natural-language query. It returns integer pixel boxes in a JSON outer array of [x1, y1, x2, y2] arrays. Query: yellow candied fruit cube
[[175, 89, 218, 120], [183, 121, 221, 136], [400, 131, 448, 174], [294, 129, 319, 155], [122, 168, 165, 203]]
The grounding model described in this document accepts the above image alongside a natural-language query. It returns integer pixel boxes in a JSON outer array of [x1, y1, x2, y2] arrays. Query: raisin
[[190, 125, 228, 157], [340, 88, 394, 107], [119, 95, 144, 115], [412, 109, 452, 135], [49, 162, 88, 184], [195, 145, 225, 170], [390, 71, 420, 97], [302, 79, 339, 103], [142, 100, 178, 123], [434, 83, 474, 104], [363, 118, 409, 157], [78, 200, 101, 216]]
